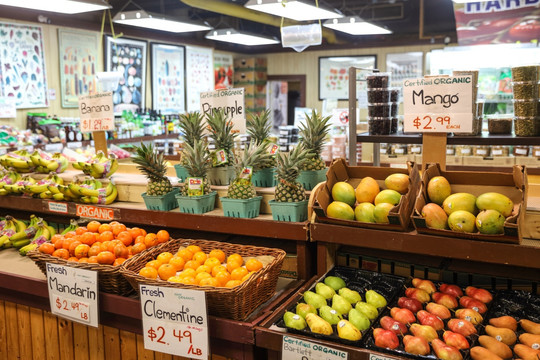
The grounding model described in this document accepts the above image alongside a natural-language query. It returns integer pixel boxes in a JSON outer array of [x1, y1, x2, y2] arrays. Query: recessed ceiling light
[[245, 0, 343, 22], [205, 28, 280, 46], [113, 10, 212, 33], [323, 16, 392, 35], [0, 0, 111, 14]]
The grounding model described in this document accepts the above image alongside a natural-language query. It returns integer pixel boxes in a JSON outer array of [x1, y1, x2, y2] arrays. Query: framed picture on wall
[[318, 55, 377, 100], [105, 36, 147, 114], [150, 43, 185, 114], [214, 52, 233, 90], [58, 29, 99, 108], [185, 45, 214, 112], [386, 52, 423, 88]]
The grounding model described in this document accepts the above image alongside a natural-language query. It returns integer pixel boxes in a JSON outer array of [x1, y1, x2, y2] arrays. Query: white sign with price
[[78, 92, 114, 133], [140, 285, 208, 359], [282, 335, 348, 360], [200, 88, 245, 133], [403, 75, 473, 133], [46, 263, 99, 327]]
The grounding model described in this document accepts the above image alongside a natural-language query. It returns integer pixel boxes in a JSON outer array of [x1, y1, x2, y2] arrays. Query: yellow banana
[[47, 225, 56, 237], [89, 185, 117, 205], [72, 162, 82, 170], [15, 219, 27, 232], [39, 191, 53, 199], [47, 185, 61, 194], [52, 193, 65, 201]]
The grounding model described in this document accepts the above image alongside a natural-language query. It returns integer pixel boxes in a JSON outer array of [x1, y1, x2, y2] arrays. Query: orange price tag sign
[[78, 92, 114, 133]]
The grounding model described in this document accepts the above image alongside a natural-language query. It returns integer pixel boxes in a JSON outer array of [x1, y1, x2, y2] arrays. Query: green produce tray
[[298, 168, 327, 191], [269, 200, 308, 222], [175, 191, 217, 214], [208, 166, 236, 186], [141, 188, 180, 211], [220, 196, 262, 218], [173, 164, 189, 182], [252, 167, 276, 187]]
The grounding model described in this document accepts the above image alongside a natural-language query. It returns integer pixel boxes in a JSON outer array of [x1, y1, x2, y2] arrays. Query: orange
[[230, 267, 248, 281], [156, 252, 174, 264], [131, 242, 146, 255], [113, 244, 129, 259], [139, 266, 158, 279], [212, 265, 228, 277], [184, 260, 200, 271], [75, 226, 87, 235], [226, 259, 242, 273], [88, 256, 99, 263], [245, 259, 263, 272], [146, 260, 162, 270], [225, 280, 241, 288], [140, 228, 147, 237], [113, 258, 126, 266], [50, 234, 62, 245], [63, 231, 76, 238], [199, 277, 219, 287], [88, 245, 101, 257], [74, 244, 90, 259], [128, 227, 143, 240], [68, 241, 82, 256], [116, 231, 133, 246], [208, 249, 226, 263], [177, 249, 194, 262], [195, 272, 211, 284], [80, 232, 96, 246], [156, 230, 170, 243], [158, 264, 177, 281], [134, 235, 145, 244], [111, 223, 127, 236], [179, 276, 196, 285], [192, 251, 207, 264], [53, 238, 64, 250], [214, 271, 231, 286], [38, 242, 55, 255], [204, 257, 221, 270], [97, 251, 115, 265], [67, 257, 79, 262], [242, 272, 255, 282], [100, 241, 111, 253], [98, 231, 114, 243], [107, 239, 123, 253], [98, 223, 112, 234], [169, 256, 185, 271], [144, 233, 158, 248], [52, 248, 69, 260], [227, 253, 243, 265], [168, 275, 183, 283], [86, 220, 101, 233], [180, 268, 196, 278], [186, 245, 201, 254], [78, 257, 89, 263], [62, 238, 74, 250], [195, 265, 211, 274]]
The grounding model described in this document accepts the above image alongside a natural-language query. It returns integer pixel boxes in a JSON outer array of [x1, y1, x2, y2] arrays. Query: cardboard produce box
[[313, 158, 421, 231], [412, 163, 527, 244]]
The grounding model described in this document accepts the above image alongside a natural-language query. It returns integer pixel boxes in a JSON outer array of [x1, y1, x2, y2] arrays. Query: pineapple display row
[[133, 142, 173, 196], [299, 110, 332, 171]]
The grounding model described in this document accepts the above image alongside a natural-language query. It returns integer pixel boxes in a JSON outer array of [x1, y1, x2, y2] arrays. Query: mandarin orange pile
[[37, 220, 170, 266], [138, 245, 264, 288]]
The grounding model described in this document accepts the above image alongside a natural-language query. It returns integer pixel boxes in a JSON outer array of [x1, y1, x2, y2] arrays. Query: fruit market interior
[[0, 0, 539, 359]]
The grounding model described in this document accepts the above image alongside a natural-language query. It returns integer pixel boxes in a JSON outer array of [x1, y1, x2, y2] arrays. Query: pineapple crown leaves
[[179, 111, 206, 147], [234, 141, 274, 177], [298, 109, 332, 158], [246, 109, 272, 145], [206, 108, 237, 152], [182, 139, 211, 178], [132, 142, 168, 181], [275, 144, 313, 184]]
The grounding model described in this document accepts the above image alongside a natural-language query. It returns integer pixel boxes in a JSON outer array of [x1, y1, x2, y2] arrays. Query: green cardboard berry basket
[[252, 167, 277, 187], [173, 164, 189, 182], [298, 168, 327, 191], [269, 200, 308, 222], [221, 196, 262, 218], [141, 188, 180, 211], [175, 191, 217, 214]]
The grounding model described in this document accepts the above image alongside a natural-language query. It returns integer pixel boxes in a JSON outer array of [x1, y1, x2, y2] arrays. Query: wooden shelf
[[79, 133, 179, 147], [357, 132, 540, 146]]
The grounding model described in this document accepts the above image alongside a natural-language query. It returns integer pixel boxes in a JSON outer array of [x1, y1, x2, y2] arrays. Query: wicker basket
[[27, 249, 134, 296], [120, 238, 286, 321]]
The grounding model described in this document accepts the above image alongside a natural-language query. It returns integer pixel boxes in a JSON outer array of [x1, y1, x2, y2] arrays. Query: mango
[[443, 192, 477, 215], [374, 189, 401, 206], [476, 209, 505, 234], [385, 173, 410, 194], [476, 192, 514, 217], [448, 210, 476, 233], [427, 176, 451, 205], [373, 203, 394, 224], [327, 201, 355, 220], [332, 182, 356, 207], [354, 202, 376, 223], [421, 203, 448, 229], [355, 177, 380, 203]]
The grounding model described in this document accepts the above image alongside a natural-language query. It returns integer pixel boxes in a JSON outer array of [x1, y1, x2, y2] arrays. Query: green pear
[[283, 311, 306, 330], [305, 313, 333, 335], [337, 319, 362, 341], [303, 291, 327, 309], [324, 276, 347, 291], [365, 290, 387, 309], [332, 294, 352, 315], [295, 303, 316, 319], [319, 305, 343, 325], [339, 287, 362, 304], [355, 301, 379, 320], [348, 308, 371, 331], [315, 282, 336, 300]]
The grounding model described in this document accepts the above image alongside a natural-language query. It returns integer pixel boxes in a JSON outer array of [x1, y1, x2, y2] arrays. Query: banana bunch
[[0, 215, 51, 252], [68, 177, 118, 205], [0, 149, 35, 173], [0, 171, 21, 196], [72, 151, 118, 178], [3, 175, 36, 195], [18, 217, 59, 256], [25, 172, 65, 199], [30, 150, 69, 174]]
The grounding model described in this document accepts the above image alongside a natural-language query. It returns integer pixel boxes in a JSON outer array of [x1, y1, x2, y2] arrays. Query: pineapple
[[181, 139, 212, 196], [246, 109, 275, 168], [133, 143, 173, 196], [179, 112, 205, 166], [275, 145, 311, 202], [206, 109, 237, 167], [298, 110, 332, 171], [227, 142, 273, 199]]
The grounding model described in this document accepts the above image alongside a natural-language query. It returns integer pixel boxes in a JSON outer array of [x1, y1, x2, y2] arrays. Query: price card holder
[[281, 335, 348, 360], [78, 92, 114, 156], [140, 285, 208, 359], [46, 263, 99, 327]]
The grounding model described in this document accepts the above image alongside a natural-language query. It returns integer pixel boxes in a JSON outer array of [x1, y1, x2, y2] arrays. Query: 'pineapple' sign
[[200, 88, 245, 133]]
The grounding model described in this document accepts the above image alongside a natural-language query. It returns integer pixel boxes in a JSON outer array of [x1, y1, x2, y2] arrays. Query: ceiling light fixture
[[205, 28, 280, 46], [451, 0, 489, 3], [113, 10, 212, 33], [323, 16, 392, 35], [244, 0, 343, 22], [0, 0, 111, 14]]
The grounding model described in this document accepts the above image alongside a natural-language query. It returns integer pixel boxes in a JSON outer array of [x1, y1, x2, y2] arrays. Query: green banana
[[47, 225, 56, 237], [61, 219, 79, 235], [13, 239, 30, 249], [19, 242, 38, 256]]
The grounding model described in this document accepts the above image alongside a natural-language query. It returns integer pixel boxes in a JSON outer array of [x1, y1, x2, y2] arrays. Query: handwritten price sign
[[54, 295, 90, 323], [282, 335, 348, 360], [78, 92, 114, 133], [140, 285, 208, 359]]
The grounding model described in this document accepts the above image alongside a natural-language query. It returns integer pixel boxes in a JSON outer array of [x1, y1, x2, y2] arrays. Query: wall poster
[[151, 43, 185, 114], [105, 36, 147, 113], [58, 29, 99, 108], [318, 55, 377, 100], [0, 22, 48, 108], [214, 53, 233, 90], [186, 46, 213, 112]]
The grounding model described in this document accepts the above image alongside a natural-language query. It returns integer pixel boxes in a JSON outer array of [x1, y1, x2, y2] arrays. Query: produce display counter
[[357, 132, 540, 146]]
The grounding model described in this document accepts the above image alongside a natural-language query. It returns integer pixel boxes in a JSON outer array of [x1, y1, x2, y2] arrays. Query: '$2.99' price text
[[413, 115, 456, 130], [55, 296, 89, 322], [147, 327, 202, 356]]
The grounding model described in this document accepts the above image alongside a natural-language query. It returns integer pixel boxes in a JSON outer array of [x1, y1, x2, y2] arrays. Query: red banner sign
[[454, 0, 540, 45], [76, 204, 115, 221]]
